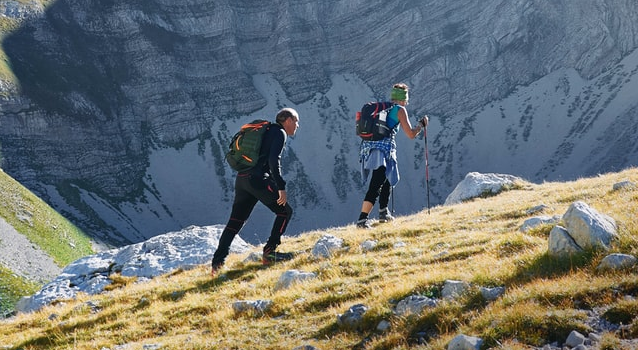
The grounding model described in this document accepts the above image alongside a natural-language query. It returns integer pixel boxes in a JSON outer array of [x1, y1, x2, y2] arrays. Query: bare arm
[[398, 106, 422, 139]]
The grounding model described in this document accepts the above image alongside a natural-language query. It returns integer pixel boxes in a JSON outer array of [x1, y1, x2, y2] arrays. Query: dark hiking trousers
[[364, 166, 391, 209], [212, 173, 293, 266]]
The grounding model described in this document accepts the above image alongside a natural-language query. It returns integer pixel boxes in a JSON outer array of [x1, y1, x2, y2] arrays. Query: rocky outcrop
[[15, 225, 251, 313], [444, 172, 523, 205]]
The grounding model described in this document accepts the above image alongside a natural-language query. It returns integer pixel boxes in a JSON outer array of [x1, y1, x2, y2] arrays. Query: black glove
[[418, 115, 429, 128]]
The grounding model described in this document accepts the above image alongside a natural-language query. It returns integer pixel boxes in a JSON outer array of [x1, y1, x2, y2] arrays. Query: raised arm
[[398, 106, 422, 139]]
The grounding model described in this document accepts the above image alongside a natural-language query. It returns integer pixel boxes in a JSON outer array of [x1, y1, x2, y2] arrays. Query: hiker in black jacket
[[212, 108, 300, 276], [357, 83, 428, 228]]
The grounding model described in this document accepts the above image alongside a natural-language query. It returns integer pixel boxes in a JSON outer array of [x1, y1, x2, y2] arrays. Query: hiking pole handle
[[418, 115, 429, 129]]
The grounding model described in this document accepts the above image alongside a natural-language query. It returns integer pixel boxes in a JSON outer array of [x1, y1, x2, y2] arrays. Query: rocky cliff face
[[1, 0, 637, 245]]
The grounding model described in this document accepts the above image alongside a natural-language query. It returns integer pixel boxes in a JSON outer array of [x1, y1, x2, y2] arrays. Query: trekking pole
[[424, 125, 431, 214], [391, 186, 394, 215]]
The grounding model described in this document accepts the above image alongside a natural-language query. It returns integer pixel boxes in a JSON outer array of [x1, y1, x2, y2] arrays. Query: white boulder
[[562, 201, 618, 250], [445, 172, 523, 205]]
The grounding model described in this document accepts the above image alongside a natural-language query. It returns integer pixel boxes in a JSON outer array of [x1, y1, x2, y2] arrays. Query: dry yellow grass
[[1, 168, 637, 349]]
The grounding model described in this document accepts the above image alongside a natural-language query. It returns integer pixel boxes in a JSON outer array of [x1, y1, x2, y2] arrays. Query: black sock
[[358, 212, 368, 221]]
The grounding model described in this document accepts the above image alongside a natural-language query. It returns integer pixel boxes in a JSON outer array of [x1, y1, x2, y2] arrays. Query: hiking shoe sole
[[262, 251, 296, 265], [356, 219, 372, 229]]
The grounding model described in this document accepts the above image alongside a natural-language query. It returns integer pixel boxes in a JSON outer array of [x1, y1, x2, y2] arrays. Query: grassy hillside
[[0, 265, 38, 318], [0, 168, 636, 349], [0, 169, 94, 315], [0, 16, 19, 85]]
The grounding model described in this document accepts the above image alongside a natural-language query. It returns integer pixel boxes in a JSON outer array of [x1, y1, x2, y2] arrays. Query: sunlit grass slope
[[0, 169, 94, 314], [1, 168, 636, 349]]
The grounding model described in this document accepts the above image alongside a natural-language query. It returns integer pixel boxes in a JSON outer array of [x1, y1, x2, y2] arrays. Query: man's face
[[283, 115, 299, 136]]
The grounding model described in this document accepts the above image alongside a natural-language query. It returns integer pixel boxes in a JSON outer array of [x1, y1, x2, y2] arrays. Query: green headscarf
[[390, 87, 408, 101]]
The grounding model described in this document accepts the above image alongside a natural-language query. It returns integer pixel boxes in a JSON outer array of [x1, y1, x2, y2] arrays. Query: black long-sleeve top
[[253, 123, 287, 190]]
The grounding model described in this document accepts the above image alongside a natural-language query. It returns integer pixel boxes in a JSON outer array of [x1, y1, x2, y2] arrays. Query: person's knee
[[284, 204, 293, 219], [364, 191, 378, 204], [227, 217, 246, 231], [271, 203, 293, 219]]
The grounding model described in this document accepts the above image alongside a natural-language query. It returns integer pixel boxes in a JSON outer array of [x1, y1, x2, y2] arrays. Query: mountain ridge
[[1, 0, 638, 246]]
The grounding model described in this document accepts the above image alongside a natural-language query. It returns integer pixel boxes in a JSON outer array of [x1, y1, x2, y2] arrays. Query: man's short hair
[[276, 108, 299, 124]]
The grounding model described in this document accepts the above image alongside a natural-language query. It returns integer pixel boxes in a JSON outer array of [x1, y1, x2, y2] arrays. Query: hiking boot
[[262, 248, 295, 265], [356, 218, 372, 229], [211, 262, 223, 277], [379, 209, 395, 223]]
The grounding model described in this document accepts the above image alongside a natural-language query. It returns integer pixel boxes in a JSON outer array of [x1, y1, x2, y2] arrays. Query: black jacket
[[252, 123, 287, 190]]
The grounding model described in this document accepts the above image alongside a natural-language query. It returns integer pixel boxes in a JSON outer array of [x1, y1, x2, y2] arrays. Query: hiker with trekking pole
[[355, 83, 428, 228]]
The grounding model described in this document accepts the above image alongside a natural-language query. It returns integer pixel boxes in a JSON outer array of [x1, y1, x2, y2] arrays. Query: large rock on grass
[[445, 172, 523, 205]]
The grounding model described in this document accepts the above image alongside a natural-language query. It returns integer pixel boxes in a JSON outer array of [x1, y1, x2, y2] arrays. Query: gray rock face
[[15, 225, 251, 313], [1, 1, 638, 246]]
